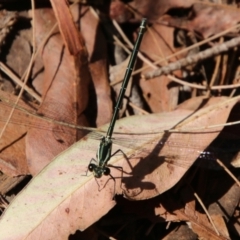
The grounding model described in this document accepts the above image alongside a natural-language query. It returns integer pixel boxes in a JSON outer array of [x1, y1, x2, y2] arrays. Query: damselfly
[[87, 18, 147, 178], [0, 91, 240, 175], [0, 19, 239, 178]]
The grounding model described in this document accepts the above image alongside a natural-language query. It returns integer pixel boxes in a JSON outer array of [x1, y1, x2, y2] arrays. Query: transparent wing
[[0, 95, 239, 171]]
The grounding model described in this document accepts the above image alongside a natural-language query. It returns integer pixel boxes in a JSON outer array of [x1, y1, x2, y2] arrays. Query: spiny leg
[[110, 148, 128, 159], [110, 148, 133, 175], [107, 164, 125, 194]]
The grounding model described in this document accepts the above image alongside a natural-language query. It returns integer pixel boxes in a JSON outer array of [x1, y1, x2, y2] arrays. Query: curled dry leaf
[[175, 210, 229, 240], [50, 0, 84, 55], [0, 96, 239, 238], [178, 187, 229, 239], [153, 185, 231, 239]]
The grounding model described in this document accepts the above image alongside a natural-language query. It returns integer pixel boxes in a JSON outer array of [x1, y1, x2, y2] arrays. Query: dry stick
[[228, 49, 239, 97], [193, 191, 220, 236], [111, 21, 154, 113], [220, 54, 228, 87], [167, 75, 240, 90], [0, 194, 8, 209], [110, 21, 159, 87], [166, 221, 171, 229], [0, 62, 41, 102], [207, 37, 224, 97], [113, 23, 240, 90], [0, 0, 37, 140], [168, 117, 240, 133], [113, 36, 131, 55], [216, 159, 240, 187], [133, 23, 240, 76], [112, 20, 157, 71], [109, 237, 117, 240], [0, 11, 59, 140], [144, 35, 240, 80], [128, 101, 149, 115]]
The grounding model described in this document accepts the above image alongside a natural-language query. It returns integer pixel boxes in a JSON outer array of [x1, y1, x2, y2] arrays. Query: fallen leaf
[[79, 6, 112, 126], [50, 0, 84, 55], [129, 0, 194, 22], [0, 91, 32, 176], [26, 7, 91, 175], [0, 96, 239, 238], [109, 0, 134, 23], [119, 97, 240, 200], [161, 2, 240, 39], [140, 24, 182, 112]]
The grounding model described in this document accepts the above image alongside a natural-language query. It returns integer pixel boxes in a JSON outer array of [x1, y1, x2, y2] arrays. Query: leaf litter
[[0, 95, 239, 239]]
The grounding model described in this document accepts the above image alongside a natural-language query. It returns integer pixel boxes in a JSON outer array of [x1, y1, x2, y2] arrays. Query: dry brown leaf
[[140, 24, 181, 112], [156, 187, 230, 239], [181, 187, 229, 239], [50, 0, 84, 55], [162, 2, 240, 39], [119, 97, 240, 199], [132, 0, 194, 21], [0, 96, 239, 238], [110, 0, 134, 23], [78, 6, 112, 126], [0, 91, 31, 176], [26, 8, 91, 175], [176, 210, 229, 240]]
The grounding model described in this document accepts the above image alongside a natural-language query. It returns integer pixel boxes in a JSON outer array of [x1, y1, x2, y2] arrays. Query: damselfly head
[[88, 163, 111, 178]]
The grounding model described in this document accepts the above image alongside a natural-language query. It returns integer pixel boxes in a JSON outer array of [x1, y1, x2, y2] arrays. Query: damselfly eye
[[88, 164, 95, 172], [103, 167, 110, 176]]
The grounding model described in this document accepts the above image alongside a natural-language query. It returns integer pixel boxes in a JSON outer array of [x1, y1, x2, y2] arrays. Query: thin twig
[[193, 192, 220, 235], [207, 37, 224, 96], [112, 20, 158, 70], [128, 101, 149, 115], [133, 23, 240, 76], [0, 62, 41, 102], [0, 0, 37, 140], [0, 4, 59, 140], [144, 35, 240, 79], [167, 75, 240, 90], [216, 159, 240, 187]]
